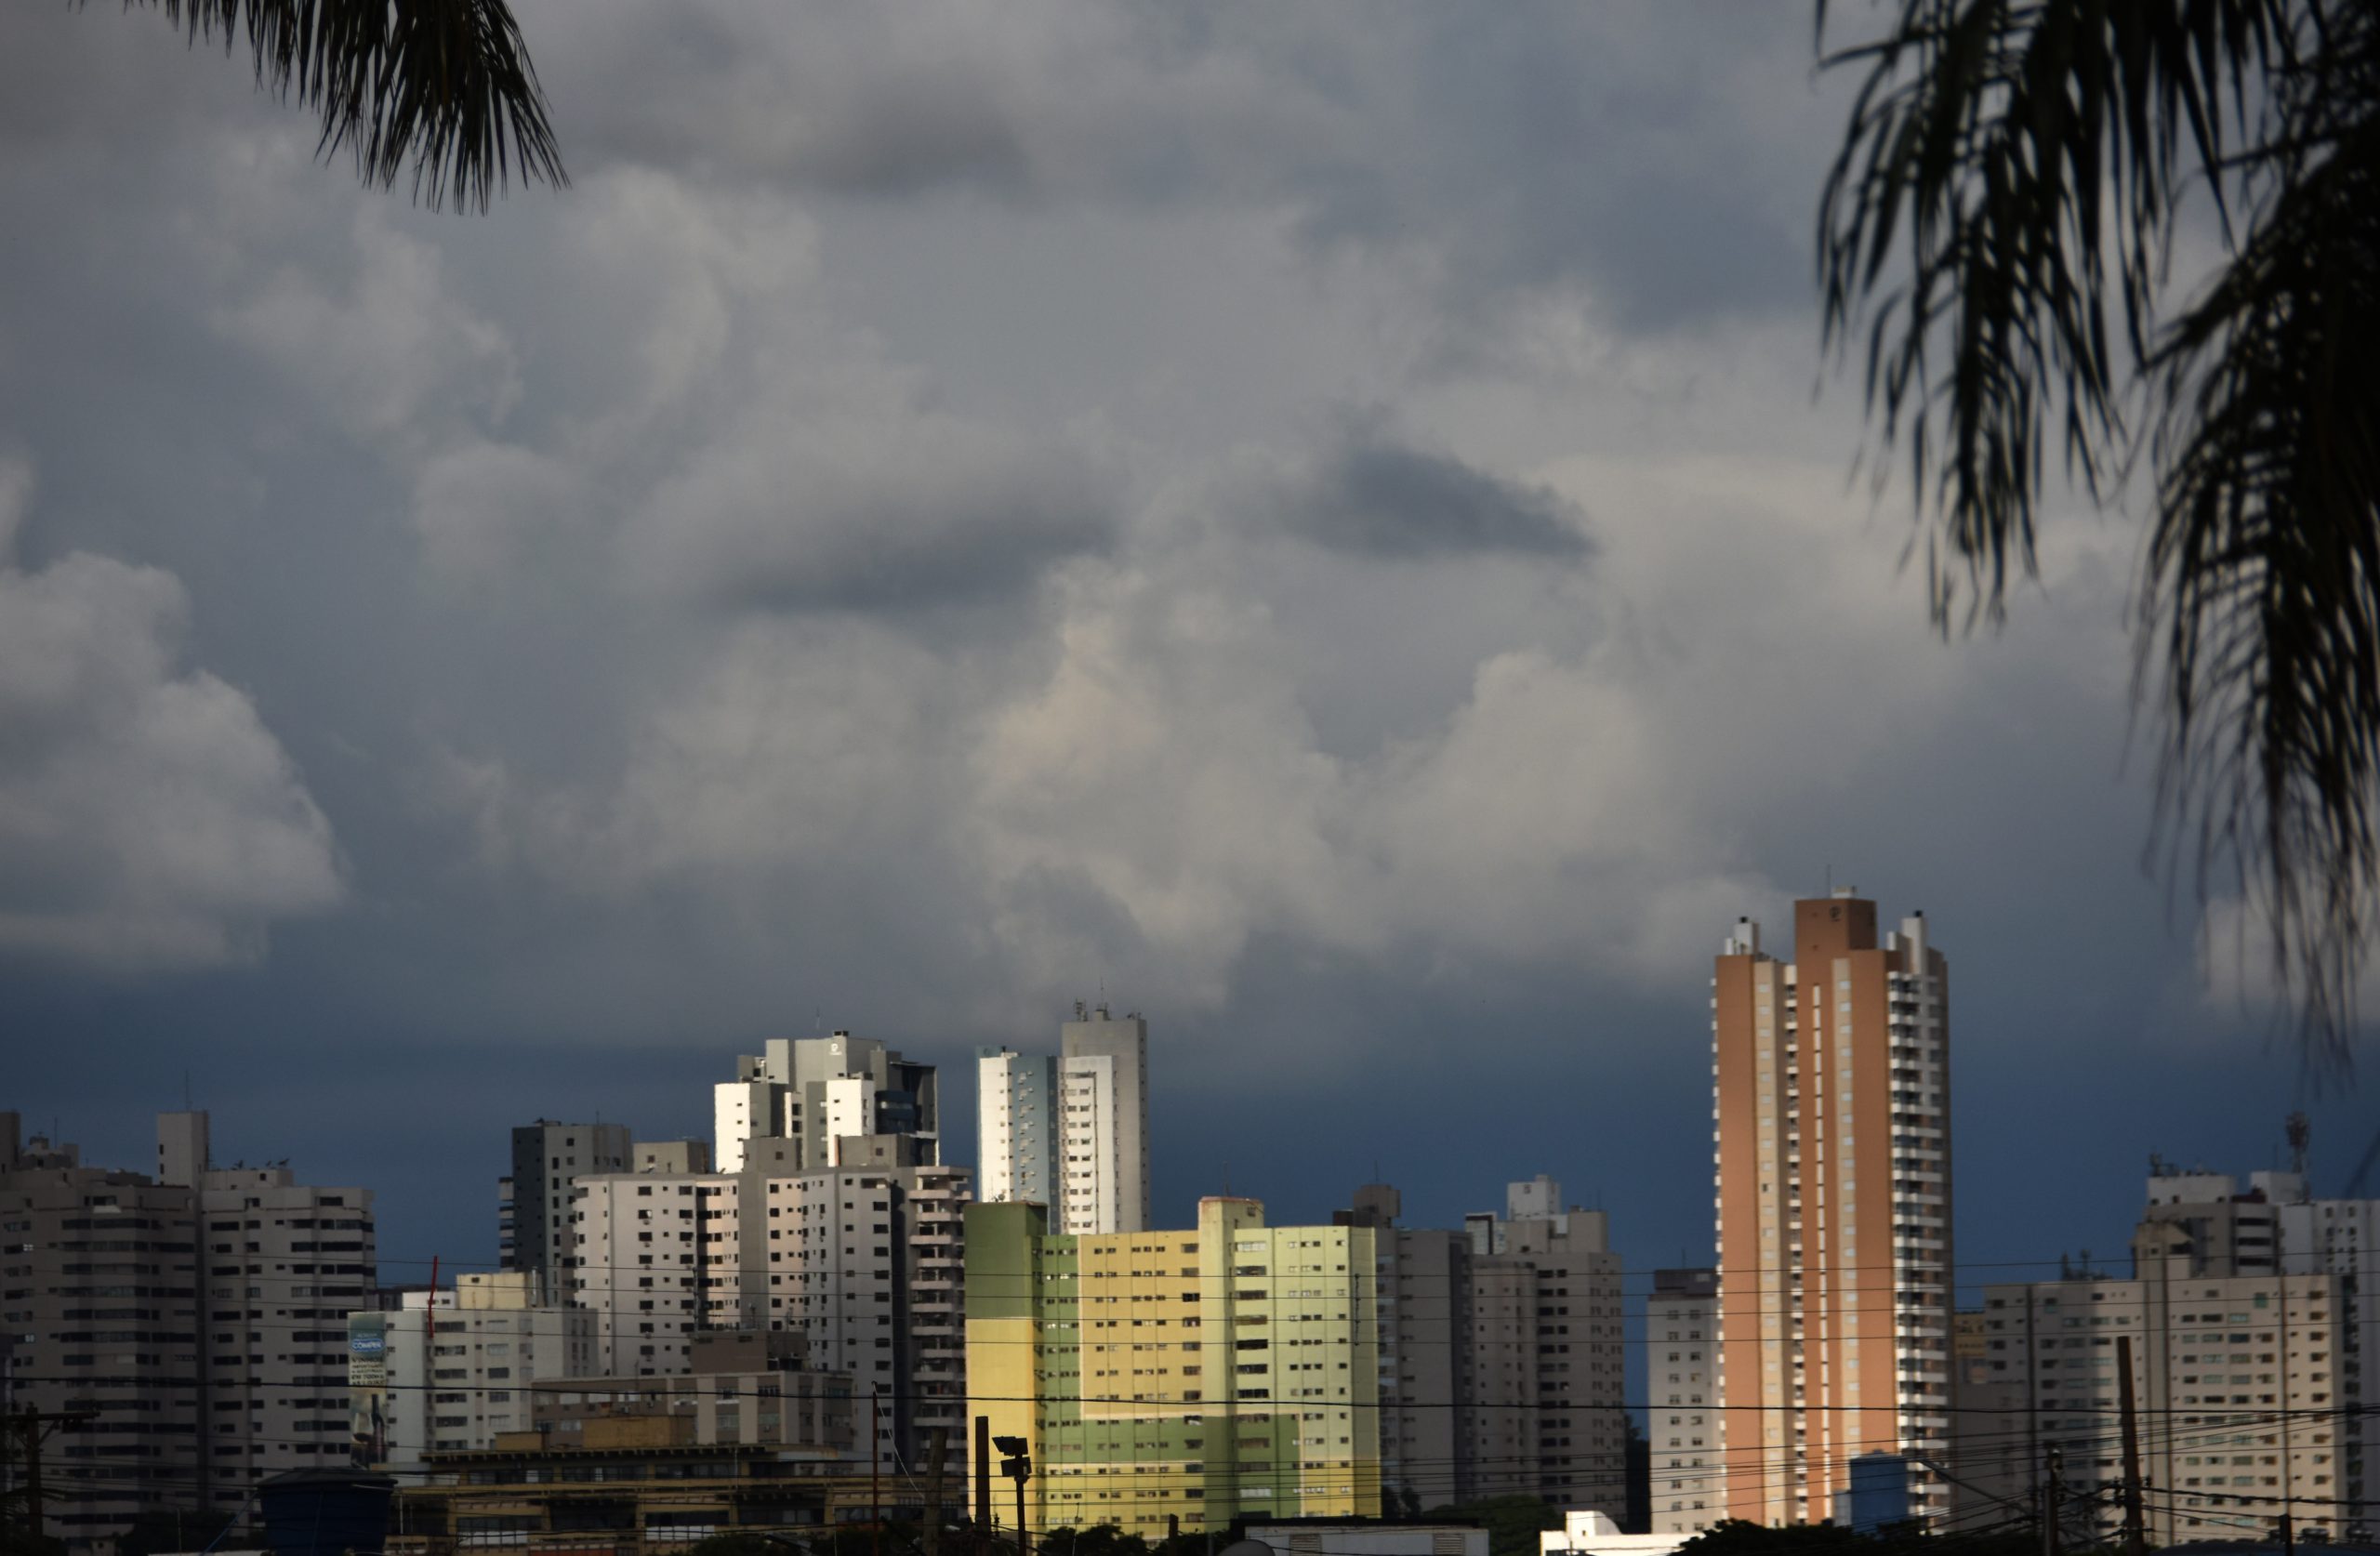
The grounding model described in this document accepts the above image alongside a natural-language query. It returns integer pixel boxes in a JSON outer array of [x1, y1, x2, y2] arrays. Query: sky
[[0, 2, 2370, 1315]]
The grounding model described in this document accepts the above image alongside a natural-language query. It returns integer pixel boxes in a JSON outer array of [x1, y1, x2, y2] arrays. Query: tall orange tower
[[1711, 890, 1953, 1526]]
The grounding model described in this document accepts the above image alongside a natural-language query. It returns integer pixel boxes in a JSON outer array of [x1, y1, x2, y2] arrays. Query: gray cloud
[[628, 411, 1117, 612], [530, 1, 1839, 336], [1264, 421, 1591, 560], [0, 0, 2326, 1290], [0, 463, 341, 969]]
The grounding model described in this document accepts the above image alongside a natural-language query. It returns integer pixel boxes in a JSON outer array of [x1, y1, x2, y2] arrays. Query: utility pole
[[2277, 1209, 2296, 1556], [2041, 1444, 2063, 1556], [975, 1416, 992, 1538], [871, 1388, 883, 1556], [2117, 1337, 2146, 1556], [11, 1407, 98, 1545], [922, 1426, 950, 1556]]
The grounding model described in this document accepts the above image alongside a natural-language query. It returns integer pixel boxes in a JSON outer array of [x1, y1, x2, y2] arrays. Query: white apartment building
[[974, 1046, 1058, 1207], [572, 1160, 969, 1469], [975, 1007, 1149, 1235], [1648, 1268, 1718, 1535], [346, 1271, 597, 1470], [755, 1165, 971, 1465], [1056, 1005, 1149, 1234], [574, 1170, 749, 1375], [1969, 1231, 2356, 1544], [2137, 1163, 2376, 1525], [713, 1034, 940, 1173]]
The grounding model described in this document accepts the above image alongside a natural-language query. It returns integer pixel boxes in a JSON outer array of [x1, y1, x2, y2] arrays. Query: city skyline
[[1, 3, 2361, 1312], [7, 985, 2374, 1546], [3, 0, 2376, 1545]]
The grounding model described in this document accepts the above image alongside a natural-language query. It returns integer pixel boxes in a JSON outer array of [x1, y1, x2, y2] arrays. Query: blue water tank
[[1844, 1452, 1911, 1535], [257, 1469, 398, 1556]]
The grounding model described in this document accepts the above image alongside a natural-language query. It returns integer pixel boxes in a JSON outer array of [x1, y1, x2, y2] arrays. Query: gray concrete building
[[0, 1110, 375, 1549], [172, 1114, 377, 1509], [498, 1119, 632, 1301], [1341, 1176, 1627, 1517], [0, 1115, 205, 1552]]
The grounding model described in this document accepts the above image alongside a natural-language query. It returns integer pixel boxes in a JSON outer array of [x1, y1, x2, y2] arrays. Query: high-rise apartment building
[[575, 1168, 748, 1376], [752, 1164, 971, 1464], [0, 1115, 204, 1552], [1334, 1178, 1626, 1515], [499, 1120, 631, 1301], [1462, 1178, 1627, 1513], [978, 1007, 1151, 1235], [1648, 1268, 1718, 1534], [1964, 1225, 2356, 1544], [713, 1035, 940, 1174], [1339, 1183, 1471, 1508], [346, 1271, 598, 1470], [1058, 1005, 1150, 1234], [172, 1115, 378, 1507], [2134, 1163, 2376, 1521], [975, 1046, 1058, 1207], [0, 1110, 375, 1549], [571, 1160, 969, 1469], [966, 1196, 1381, 1539], [1711, 890, 1953, 1526]]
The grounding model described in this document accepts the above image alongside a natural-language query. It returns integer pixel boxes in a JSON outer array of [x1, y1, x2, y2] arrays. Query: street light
[[993, 1436, 1032, 1556]]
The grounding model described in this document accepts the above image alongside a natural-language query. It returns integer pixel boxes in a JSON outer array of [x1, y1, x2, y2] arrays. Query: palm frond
[[1818, 0, 2288, 627], [1818, 0, 2380, 1076], [119, 0, 566, 211], [2146, 0, 2380, 1073]]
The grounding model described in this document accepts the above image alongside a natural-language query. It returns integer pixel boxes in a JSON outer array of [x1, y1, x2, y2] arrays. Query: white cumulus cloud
[[0, 464, 341, 969]]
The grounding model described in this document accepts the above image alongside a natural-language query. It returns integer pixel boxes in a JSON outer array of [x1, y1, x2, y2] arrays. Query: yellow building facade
[[966, 1196, 1381, 1539]]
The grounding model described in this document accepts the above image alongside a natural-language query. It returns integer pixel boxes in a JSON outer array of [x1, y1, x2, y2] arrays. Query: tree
[[1673, 1521, 1864, 1556], [1818, 0, 2380, 1074], [1420, 1496, 1563, 1556], [112, 0, 564, 210]]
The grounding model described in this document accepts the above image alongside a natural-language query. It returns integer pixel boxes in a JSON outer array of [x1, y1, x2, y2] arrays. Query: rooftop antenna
[[2286, 1112, 2312, 1178]]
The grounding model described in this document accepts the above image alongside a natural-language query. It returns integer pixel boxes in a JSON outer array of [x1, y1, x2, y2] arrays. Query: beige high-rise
[[1712, 890, 1954, 1525]]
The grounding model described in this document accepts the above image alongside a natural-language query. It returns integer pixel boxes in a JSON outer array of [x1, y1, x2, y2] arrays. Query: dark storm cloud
[[529, 1, 1835, 334], [627, 417, 1119, 613], [0, 0, 2344, 1314], [1267, 424, 1591, 561]]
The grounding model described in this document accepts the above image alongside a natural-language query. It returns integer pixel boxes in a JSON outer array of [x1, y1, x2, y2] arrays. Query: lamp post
[[993, 1435, 1032, 1556]]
